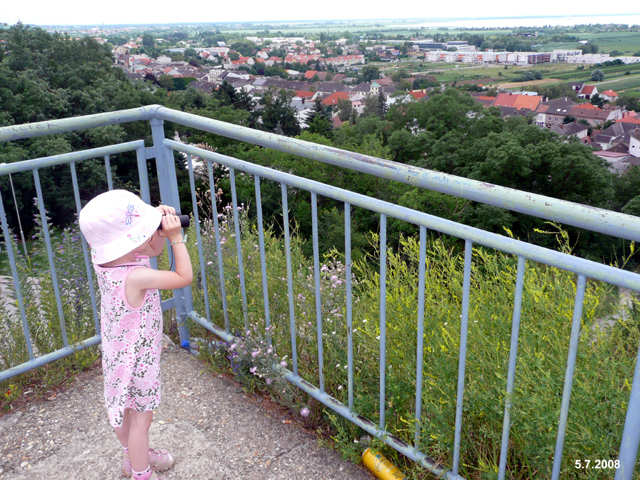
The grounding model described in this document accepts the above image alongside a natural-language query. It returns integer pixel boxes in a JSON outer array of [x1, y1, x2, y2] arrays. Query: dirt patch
[[495, 78, 563, 89]]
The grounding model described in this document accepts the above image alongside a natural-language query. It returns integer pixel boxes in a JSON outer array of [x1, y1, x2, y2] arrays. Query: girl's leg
[[114, 408, 131, 448], [128, 410, 153, 472]]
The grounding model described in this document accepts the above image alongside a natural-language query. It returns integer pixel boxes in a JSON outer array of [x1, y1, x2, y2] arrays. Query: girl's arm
[[128, 214, 193, 292]]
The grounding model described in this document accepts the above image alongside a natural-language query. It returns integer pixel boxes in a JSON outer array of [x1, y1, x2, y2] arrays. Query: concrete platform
[[0, 338, 372, 479]]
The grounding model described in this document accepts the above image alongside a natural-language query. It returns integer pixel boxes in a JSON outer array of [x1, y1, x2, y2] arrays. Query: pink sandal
[[122, 448, 175, 477]]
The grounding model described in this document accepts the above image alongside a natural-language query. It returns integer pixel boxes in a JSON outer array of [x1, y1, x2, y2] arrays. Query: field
[[381, 60, 640, 94], [539, 31, 640, 55]]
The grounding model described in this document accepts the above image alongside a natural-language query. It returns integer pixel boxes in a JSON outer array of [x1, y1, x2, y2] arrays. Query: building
[[535, 98, 576, 128]]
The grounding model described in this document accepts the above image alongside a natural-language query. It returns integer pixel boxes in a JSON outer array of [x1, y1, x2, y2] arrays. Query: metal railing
[[1, 105, 639, 479]]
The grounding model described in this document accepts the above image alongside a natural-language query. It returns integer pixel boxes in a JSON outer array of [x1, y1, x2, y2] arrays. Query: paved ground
[[0, 337, 372, 480]]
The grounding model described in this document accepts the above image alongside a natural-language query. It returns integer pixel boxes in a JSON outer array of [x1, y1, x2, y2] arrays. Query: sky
[[1, 0, 638, 26]]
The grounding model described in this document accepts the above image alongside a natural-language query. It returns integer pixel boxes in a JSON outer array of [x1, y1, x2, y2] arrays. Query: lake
[[395, 14, 640, 29]]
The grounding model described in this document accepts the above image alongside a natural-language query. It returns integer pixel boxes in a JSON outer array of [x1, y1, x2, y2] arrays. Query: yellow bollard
[[362, 447, 406, 480]]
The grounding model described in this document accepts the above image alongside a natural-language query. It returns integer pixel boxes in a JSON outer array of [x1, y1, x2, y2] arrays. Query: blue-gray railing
[[1, 105, 639, 479]]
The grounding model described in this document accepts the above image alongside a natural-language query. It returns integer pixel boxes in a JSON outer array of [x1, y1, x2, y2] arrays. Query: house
[[577, 85, 597, 100], [535, 97, 576, 128], [472, 94, 497, 107], [549, 121, 589, 140], [600, 89, 619, 102], [630, 128, 640, 158], [592, 150, 638, 174], [569, 82, 584, 93], [321, 91, 350, 107], [618, 111, 640, 125], [592, 132, 617, 150], [409, 90, 428, 100], [493, 93, 542, 112], [569, 103, 620, 126], [294, 90, 315, 100]]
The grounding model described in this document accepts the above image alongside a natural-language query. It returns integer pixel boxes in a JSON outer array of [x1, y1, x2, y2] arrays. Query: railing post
[[615, 342, 640, 479], [149, 117, 192, 350]]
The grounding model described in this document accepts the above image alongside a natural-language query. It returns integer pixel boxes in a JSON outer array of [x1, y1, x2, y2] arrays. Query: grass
[[595, 73, 640, 92], [539, 32, 640, 55], [2, 197, 639, 479]]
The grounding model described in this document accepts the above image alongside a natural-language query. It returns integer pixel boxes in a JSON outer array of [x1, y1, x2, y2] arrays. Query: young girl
[[79, 189, 193, 480]]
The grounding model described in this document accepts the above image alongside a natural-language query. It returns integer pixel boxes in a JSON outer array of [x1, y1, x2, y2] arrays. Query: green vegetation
[[188, 210, 638, 479]]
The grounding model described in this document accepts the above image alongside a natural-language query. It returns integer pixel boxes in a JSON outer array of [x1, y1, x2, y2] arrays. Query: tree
[[360, 65, 380, 82], [306, 98, 332, 137], [591, 69, 604, 82], [336, 98, 353, 121], [142, 33, 154, 50], [260, 89, 300, 136], [590, 93, 605, 107], [579, 43, 599, 54], [622, 196, 640, 217]]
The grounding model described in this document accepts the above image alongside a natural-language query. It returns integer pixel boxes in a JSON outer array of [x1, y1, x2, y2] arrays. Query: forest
[[1, 24, 639, 263]]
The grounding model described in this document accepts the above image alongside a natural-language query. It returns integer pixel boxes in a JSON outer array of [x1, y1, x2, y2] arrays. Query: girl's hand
[[156, 205, 176, 216], [158, 214, 183, 243]]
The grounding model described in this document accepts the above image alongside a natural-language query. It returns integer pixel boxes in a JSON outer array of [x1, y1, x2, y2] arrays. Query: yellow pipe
[[362, 448, 406, 480]]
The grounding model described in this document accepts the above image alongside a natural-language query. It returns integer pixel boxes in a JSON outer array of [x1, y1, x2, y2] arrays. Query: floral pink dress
[[94, 257, 163, 428]]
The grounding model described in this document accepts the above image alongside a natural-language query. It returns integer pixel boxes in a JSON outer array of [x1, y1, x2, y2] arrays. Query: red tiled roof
[[409, 90, 427, 100], [575, 103, 600, 110], [619, 114, 640, 125], [493, 93, 518, 108], [581, 85, 596, 95], [295, 90, 314, 98], [601, 89, 618, 97], [494, 93, 541, 111], [322, 91, 349, 106], [304, 70, 318, 79], [514, 95, 542, 111]]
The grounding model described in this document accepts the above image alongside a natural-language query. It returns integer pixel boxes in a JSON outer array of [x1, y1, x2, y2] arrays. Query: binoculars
[[158, 214, 190, 230]]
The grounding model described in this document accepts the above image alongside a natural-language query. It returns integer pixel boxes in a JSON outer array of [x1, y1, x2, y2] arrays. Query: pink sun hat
[[79, 190, 162, 265]]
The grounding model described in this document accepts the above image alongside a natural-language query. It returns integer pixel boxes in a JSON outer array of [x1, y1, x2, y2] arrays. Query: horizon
[[4, 13, 640, 28], [1, 1, 638, 28]]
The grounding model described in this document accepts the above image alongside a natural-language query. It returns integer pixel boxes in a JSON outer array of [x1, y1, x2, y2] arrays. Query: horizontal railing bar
[[164, 140, 640, 292], [0, 335, 101, 383], [155, 106, 640, 243], [0, 140, 145, 176], [187, 311, 463, 480], [0, 107, 156, 142]]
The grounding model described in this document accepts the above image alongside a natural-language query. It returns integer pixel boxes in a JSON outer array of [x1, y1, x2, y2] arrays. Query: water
[[395, 14, 640, 29]]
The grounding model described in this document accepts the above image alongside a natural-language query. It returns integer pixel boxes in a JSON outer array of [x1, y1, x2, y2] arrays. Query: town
[[105, 29, 640, 170]]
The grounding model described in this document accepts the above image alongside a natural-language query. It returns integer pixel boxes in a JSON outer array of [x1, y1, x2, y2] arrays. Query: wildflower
[[207, 261, 213, 265], [251, 350, 260, 358], [266, 378, 272, 385], [280, 360, 287, 368], [267, 347, 273, 354], [300, 407, 310, 417], [250, 366, 257, 374]]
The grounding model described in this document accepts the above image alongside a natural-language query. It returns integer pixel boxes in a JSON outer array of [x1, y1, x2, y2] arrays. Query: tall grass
[[187, 208, 639, 480], [0, 212, 101, 409]]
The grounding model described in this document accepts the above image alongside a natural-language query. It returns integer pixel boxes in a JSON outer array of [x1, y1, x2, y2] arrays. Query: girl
[[79, 190, 193, 480]]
